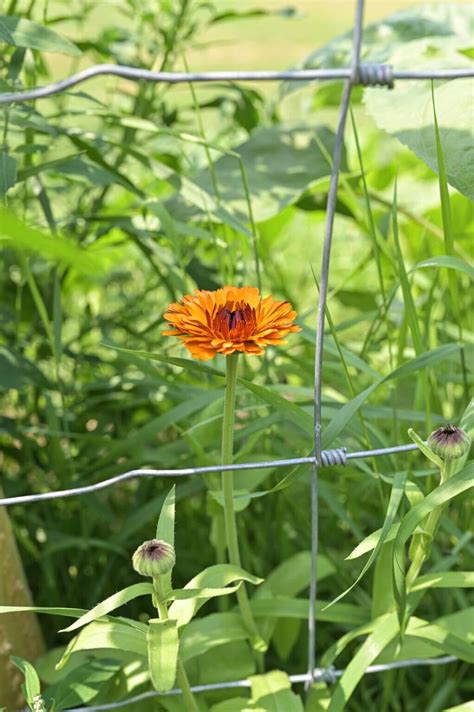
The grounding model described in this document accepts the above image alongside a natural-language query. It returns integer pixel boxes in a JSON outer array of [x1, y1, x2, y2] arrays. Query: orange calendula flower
[[163, 286, 301, 360]]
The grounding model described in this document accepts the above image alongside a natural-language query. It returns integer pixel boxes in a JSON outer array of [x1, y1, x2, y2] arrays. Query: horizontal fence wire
[[1, 65, 474, 104], [3, 2, 472, 710], [0, 444, 418, 507], [53, 656, 458, 712]]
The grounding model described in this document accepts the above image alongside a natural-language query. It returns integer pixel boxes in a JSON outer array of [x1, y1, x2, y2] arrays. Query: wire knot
[[315, 665, 339, 684], [356, 63, 394, 88], [319, 447, 347, 467]]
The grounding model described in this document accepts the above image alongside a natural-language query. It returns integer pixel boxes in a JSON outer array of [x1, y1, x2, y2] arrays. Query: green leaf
[[60, 582, 154, 633], [346, 523, 399, 560], [364, 37, 473, 199], [410, 571, 474, 592], [147, 618, 179, 692], [393, 462, 474, 626], [156, 485, 176, 594], [0, 208, 104, 275], [239, 379, 312, 435], [0, 346, 49, 390], [324, 471, 407, 609], [169, 564, 262, 626], [406, 618, 474, 663], [250, 595, 368, 626], [460, 399, 474, 440], [180, 612, 248, 662], [0, 151, 16, 197], [250, 670, 304, 711], [166, 125, 344, 224], [0, 16, 81, 55], [44, 659, 121, 708], [327, 613, 400, 712], [411, 256, 474, 281], [0, 605, 86, 618], [408, 428, 444, 469], [57, 620, 147, 670], [10, 656, 41, 703], [105, 345, 224, 377], [323, 344, 461, 446]]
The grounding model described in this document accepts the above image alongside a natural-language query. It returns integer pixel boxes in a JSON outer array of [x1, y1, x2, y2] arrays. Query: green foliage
[[0, 0, 473, 710]]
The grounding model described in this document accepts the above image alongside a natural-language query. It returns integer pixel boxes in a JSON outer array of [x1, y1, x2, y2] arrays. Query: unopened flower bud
[[427, 424, 471, 461], [132, 539, 175, 578]]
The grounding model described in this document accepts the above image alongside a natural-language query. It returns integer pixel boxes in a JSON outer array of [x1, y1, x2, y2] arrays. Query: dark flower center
[[221, 306, 247, 329], [432, 424, 461, 443], [144, 541, 165, 560]]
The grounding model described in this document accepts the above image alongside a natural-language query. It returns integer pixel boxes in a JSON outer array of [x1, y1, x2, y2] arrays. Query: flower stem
[[222, 353, 265, 651], [406, 459, 457, 591], [153, 578, 199, 712]]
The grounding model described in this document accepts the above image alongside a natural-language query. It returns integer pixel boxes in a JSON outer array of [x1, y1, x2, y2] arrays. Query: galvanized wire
[[62, 656, 457, 711], [0, 444, 418, 507], [0, 65, 473, 105]]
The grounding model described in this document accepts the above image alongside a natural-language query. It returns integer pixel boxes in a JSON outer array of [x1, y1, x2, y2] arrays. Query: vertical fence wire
[[308, 0, 366, 686]]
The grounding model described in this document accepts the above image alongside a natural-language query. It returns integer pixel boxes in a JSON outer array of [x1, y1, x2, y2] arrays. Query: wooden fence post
[[0, 491, 45, 709]]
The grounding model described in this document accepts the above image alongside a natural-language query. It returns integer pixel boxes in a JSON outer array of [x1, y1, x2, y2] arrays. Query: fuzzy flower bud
[[132, 539, 175, 578], [427, 424, 471, 461]]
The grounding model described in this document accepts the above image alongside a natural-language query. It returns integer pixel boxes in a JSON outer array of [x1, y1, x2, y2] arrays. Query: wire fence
[[1, 0, 473, 708]]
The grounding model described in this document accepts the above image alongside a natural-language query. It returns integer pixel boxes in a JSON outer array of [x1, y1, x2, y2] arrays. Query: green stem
[[153, 578, 199, 712], [406, 458, 459, 590], [222, 354, 265, 651]]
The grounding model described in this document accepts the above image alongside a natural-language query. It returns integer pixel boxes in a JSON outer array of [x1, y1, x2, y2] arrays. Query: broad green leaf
[[256, 552, 335, 599], [147, 618, 179, 692], [280, 3, 472, 98], [61, 583, 154, 633], [187, 640, 256, 689], [0, 151, 16, 197], [324, 471, 406, 609], [250, 670, 304, 711], [0, 16, 81, 55], [57, 620, 147, 670], [167, 125, 344, 224], [0, 208, 104, 275], [10, 656, 41, 702], [180, 612, 248, 662], [43, 659, 121, 708], [364, 37, 473, 199], [327, 613, 399, 712], [156, 485, 176, 594], [169, 564, 262, 626]]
